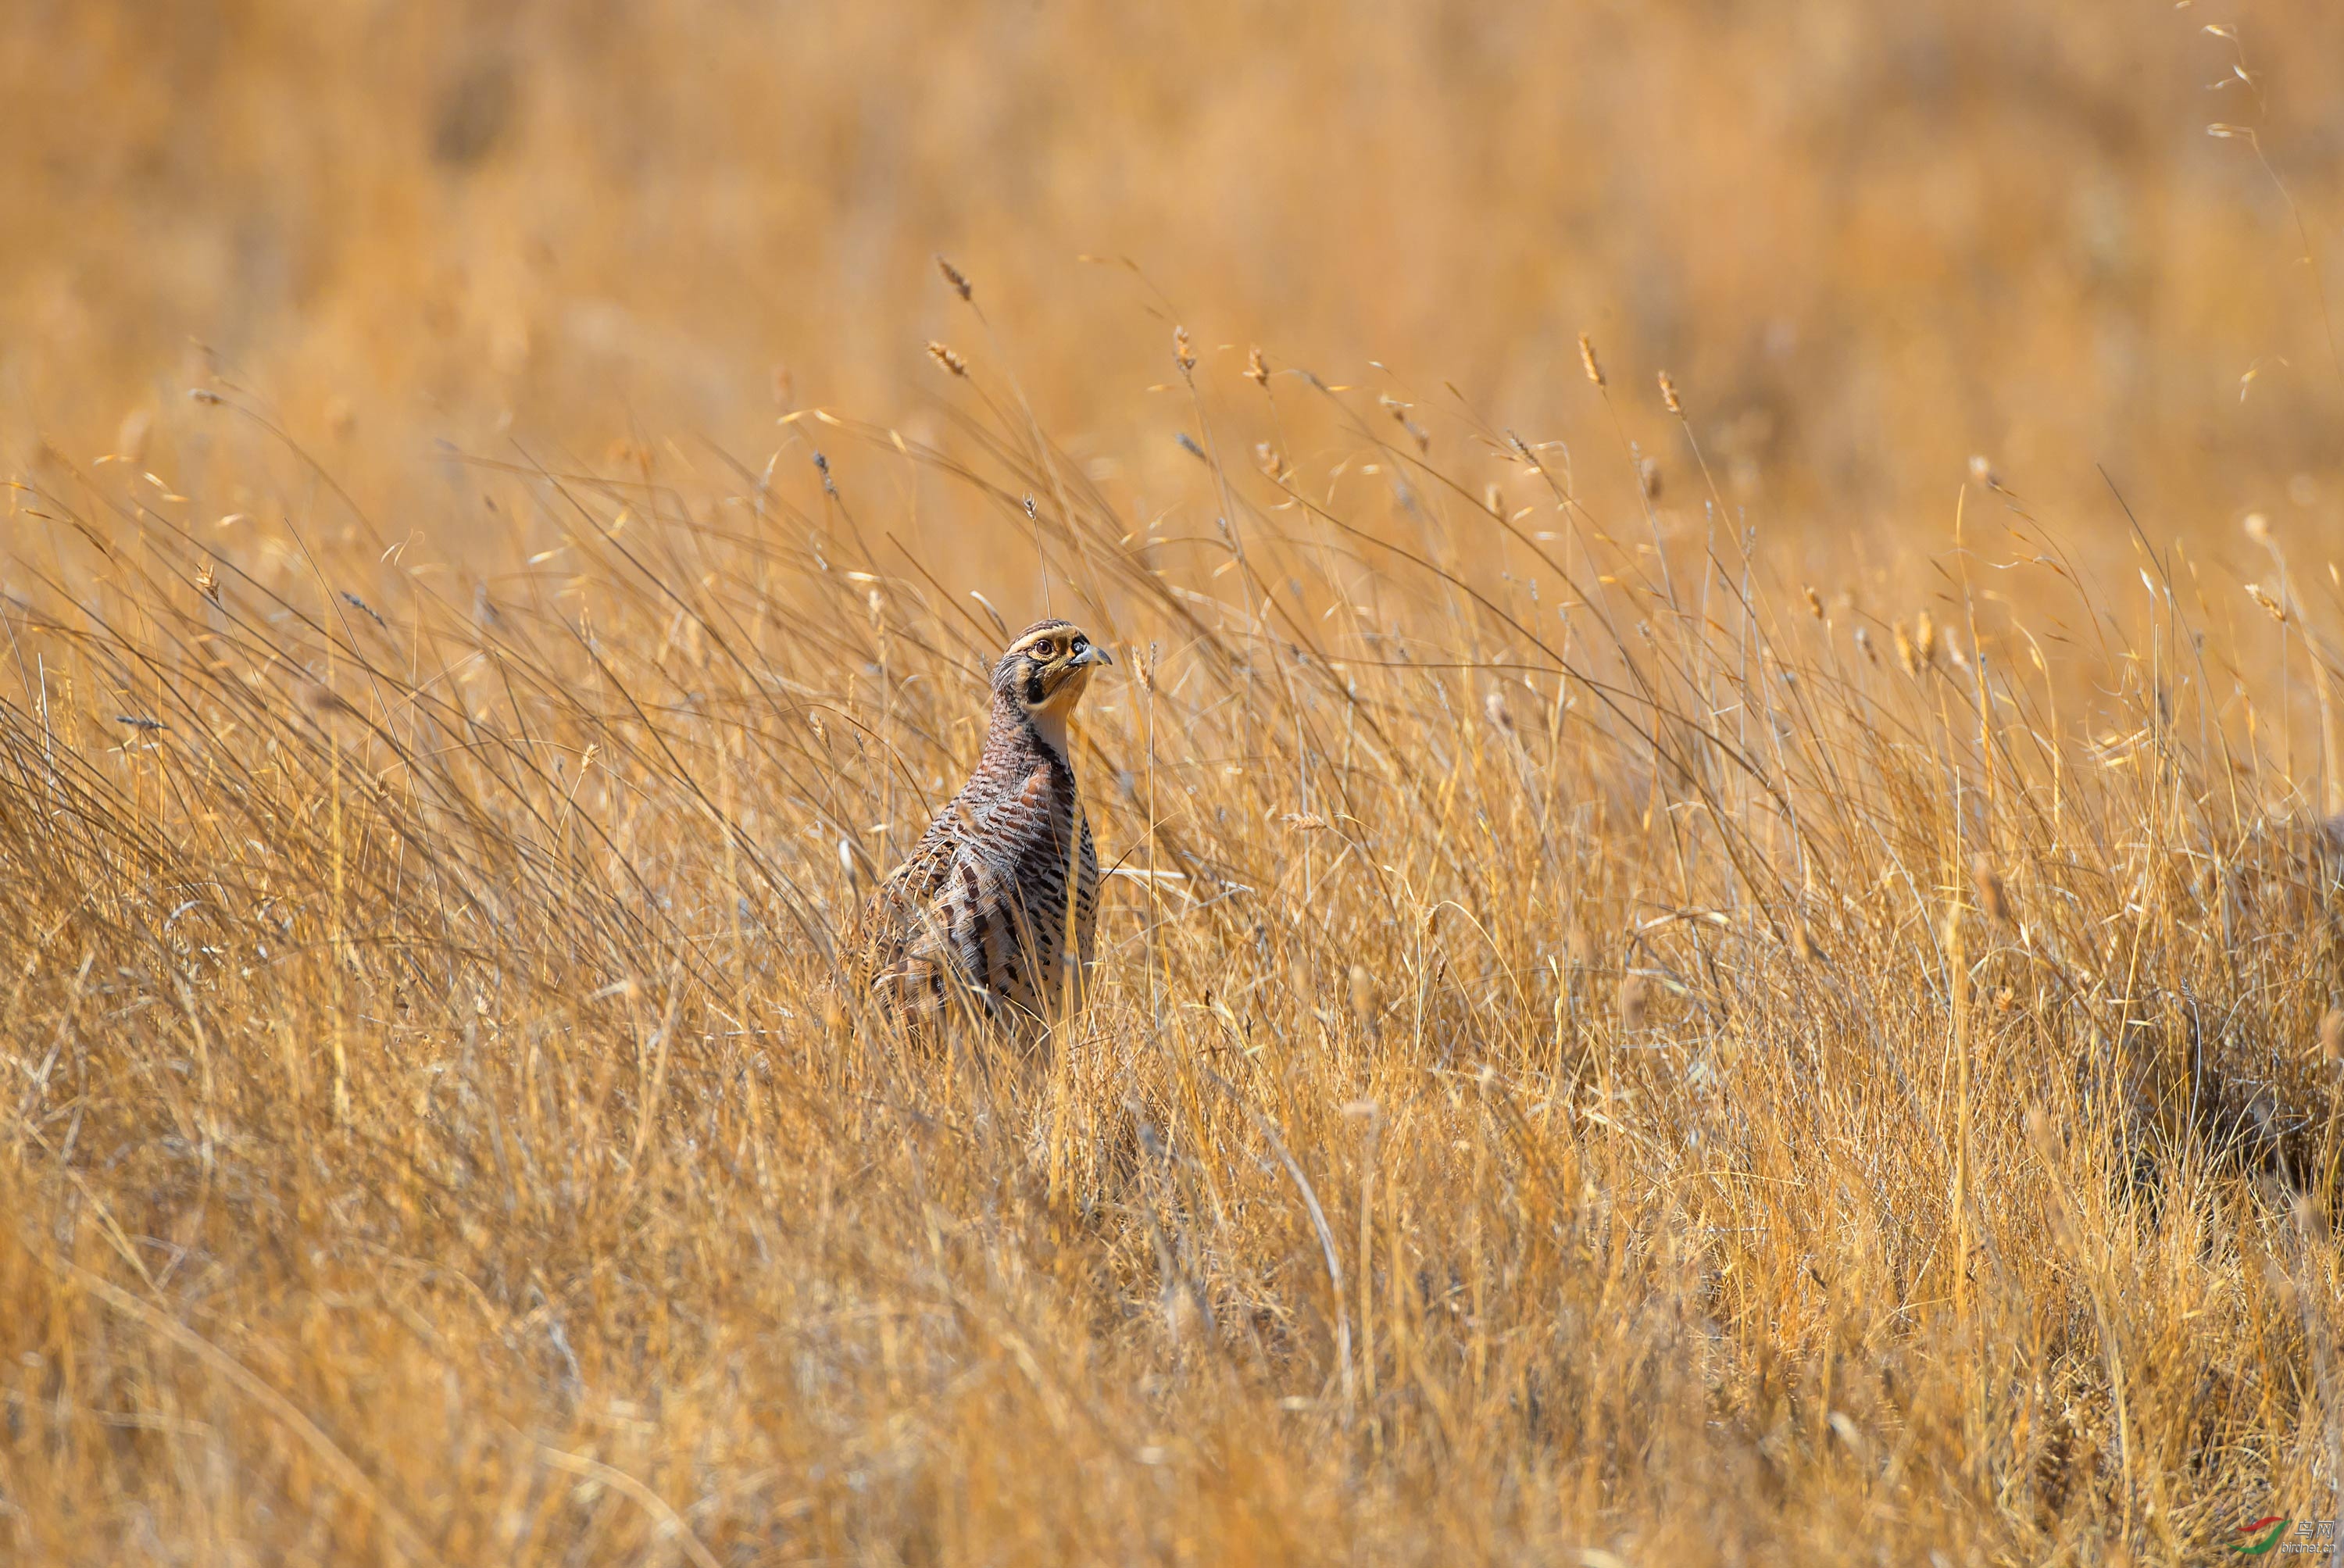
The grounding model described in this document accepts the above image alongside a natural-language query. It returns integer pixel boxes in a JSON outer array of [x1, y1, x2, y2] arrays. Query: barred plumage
[[849, 619, 1109, 1041]]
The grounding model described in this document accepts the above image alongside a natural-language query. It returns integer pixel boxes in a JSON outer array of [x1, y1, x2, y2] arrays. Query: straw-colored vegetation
[[6, 2, 2344, 1564], [7, 305, 2343, 1563]]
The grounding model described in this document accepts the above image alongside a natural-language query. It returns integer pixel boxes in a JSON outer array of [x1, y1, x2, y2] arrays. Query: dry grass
[[8, 2, 2344, 1562], [7, 1, 2344, 530], [2, 303, 2343, 1564]]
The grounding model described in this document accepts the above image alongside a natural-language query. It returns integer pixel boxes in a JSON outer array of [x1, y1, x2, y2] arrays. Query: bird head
[[992, 618, 1112, 746]]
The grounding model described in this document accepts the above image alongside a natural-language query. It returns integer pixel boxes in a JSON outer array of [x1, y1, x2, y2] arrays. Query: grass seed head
[[1578, 332, 1605, 388], [934, 254, 972, 301], [1245, 345, 1269, 386], [1617, 970, 1651, 1030], [1174, 326, 1195, 373], [1658, 370, 1684, 416], [303, 683, 356, 718], [927, 341, 968, 377], [117, 409, 152, 465], [1971, 854, 2011, 926]]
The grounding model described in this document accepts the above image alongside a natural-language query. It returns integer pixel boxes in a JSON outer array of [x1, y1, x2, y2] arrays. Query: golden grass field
[[7, 2, 2344, 1563]]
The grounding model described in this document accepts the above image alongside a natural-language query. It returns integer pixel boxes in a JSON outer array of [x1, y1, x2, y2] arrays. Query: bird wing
[[848, 817, 960, 988]]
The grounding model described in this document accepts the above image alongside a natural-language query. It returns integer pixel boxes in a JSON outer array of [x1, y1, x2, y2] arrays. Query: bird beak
[[1072, 644, 1113, 668]]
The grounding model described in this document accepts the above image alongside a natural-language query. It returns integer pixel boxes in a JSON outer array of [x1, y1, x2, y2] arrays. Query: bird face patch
[[1001, 621, 1112, 715]]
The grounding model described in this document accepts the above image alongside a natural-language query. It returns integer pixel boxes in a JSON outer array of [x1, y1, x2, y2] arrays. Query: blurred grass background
[[5, 0, 2340, 538]]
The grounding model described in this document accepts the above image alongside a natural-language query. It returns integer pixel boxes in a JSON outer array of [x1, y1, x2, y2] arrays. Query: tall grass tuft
[[2, 330, 2341, 1565]]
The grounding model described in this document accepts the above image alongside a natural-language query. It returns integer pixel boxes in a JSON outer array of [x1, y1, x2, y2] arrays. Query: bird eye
[[1031, 640, 1056, 659]]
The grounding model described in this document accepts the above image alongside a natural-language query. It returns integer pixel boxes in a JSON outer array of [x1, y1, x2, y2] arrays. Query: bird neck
[[1028, 705, 1072, 763], [988, 691, 1074, 772]]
